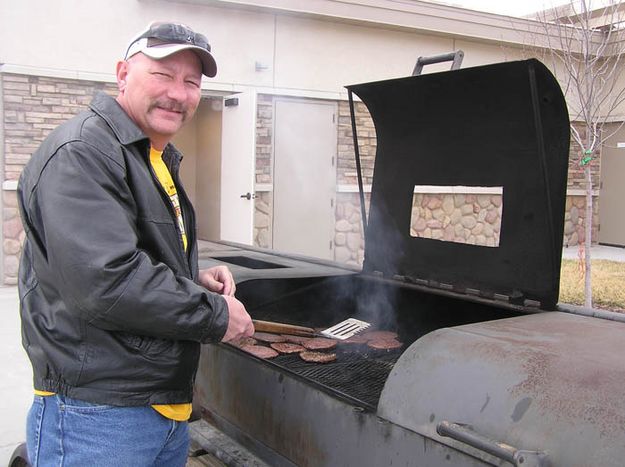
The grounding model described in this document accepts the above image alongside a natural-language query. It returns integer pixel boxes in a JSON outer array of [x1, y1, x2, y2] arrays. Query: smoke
[[355, 279, 399, 331]]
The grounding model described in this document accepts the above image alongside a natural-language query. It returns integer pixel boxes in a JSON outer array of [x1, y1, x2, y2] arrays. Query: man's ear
[[116, 61, 129, 92]]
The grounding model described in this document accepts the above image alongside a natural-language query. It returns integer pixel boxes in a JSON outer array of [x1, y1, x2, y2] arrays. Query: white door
[[273, 99, 337, 259], [600, 137, 625, 247], [220, 92, 256, 244]]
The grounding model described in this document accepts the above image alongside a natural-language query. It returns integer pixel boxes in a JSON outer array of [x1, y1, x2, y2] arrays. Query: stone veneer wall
[[563, 123, 601, 247], [563, 194, 599, 247], [337, 101, 376, 186], [255, 94, 273, 185], [254, 191, 272, 248], [567, 124, 601, 192], [2, 74, 117, 284], [334, 193, 367, 266]]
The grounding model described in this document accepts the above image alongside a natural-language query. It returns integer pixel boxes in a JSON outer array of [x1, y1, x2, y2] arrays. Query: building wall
[[4, 74, 599, 285], [0, 1, 611, 283], [252, 93, 601, 268], [1, 74, 118, 284]]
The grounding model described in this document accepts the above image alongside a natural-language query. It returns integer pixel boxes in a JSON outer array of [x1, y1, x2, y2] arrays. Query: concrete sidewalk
[[0, 286, 30, 466]]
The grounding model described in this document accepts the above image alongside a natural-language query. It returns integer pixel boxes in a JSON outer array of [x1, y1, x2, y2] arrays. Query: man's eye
[[186, 80, 200, 88], [152, 72, 171, 78]]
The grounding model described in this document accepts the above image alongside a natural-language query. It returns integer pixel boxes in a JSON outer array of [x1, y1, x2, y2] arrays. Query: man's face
[[116, 50, 203, 149]]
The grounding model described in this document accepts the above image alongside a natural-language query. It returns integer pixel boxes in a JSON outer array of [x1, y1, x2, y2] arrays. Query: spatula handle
[[252, 320, 316, 337]]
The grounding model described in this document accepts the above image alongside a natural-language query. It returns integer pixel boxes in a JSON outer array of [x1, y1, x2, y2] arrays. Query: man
[[17, 22, 254, 466]]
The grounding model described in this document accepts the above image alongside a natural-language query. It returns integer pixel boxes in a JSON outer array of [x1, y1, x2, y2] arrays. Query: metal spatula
[[320, 318, 371, 340], [252, 318, 371, 340]]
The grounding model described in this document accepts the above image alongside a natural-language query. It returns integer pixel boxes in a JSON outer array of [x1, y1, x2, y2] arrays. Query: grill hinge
[[372, 273, 539, 309], [494, 293, 510, 303], [523, 299, 541, 309]]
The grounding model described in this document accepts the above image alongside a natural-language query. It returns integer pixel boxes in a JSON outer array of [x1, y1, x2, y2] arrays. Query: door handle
[[240, 192, 257, 200]]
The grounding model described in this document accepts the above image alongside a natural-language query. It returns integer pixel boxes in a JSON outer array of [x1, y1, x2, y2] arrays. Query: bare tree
[[526, 0, 625, 308]]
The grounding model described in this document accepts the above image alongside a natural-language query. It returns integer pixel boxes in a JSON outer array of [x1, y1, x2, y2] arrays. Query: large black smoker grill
[[190, 60, 625, 467]]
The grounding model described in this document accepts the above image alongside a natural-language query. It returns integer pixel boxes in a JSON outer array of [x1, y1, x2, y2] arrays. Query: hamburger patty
[[227, 336, 258, 348], [303, 337, 337, 351], [300, 351, 337, 363], [240, 344, 279, 359], [281, 334, 313, 345], [253, 332, 287, 344], [367, 338, 403, 351], [270, 342, 306, 354]]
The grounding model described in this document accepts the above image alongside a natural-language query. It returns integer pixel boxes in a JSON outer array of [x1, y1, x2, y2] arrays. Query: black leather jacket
[[17, 92, 229, 406]]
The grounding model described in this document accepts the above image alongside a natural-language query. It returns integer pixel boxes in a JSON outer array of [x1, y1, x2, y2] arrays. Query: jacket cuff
[[200, 294, 229, 343]]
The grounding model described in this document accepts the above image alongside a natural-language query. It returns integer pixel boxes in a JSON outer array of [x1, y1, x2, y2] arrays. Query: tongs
[[252, 318, 370, 340]]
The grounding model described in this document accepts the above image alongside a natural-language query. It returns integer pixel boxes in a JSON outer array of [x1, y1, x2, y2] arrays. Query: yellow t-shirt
[[148, 146, 192, 421], [34, 147, 192, 422], [149, 147, 188, 251]]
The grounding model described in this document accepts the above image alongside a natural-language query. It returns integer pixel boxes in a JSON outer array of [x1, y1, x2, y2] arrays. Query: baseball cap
[[124, 22, 217, 77]]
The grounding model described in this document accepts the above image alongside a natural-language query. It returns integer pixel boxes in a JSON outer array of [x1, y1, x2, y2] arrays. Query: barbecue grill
[[190, 59, 625, 467]]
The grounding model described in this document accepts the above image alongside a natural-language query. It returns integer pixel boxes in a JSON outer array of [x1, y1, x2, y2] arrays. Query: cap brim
[[141, 43, 217, 78]]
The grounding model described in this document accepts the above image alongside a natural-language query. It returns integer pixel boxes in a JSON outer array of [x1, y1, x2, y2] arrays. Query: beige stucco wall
[[272, 15, 454, 88], [0, 0, 528, 95], [0, 0, 275, 87]]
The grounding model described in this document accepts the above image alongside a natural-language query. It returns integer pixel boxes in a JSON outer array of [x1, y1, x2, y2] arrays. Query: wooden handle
[[252, 320, 316, 337]]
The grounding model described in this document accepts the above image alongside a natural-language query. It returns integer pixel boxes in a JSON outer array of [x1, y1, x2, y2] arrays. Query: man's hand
[[199, 265, 253, 341], [220, 295, 255, 342], [199, 265, 236, 296]]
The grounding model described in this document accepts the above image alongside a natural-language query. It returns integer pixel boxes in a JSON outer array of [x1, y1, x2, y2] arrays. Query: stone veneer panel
[[567, 123, 601, 192], [255, 94, 273, 185], [254, 190, 272, 249], [253, 94, 274, 249], [563, 194, 599, 247], [334, 193, 367, 266], [337, 100, 375, 186], [410, 193, 502, 247]]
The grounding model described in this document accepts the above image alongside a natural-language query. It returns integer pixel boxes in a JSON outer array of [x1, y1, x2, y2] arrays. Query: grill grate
[[271, 351, 400, 409]]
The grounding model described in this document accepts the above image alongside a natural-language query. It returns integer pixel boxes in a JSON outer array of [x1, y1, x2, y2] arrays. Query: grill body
[[193, 264, 520, 466], [193, 250, 625, 467], [196, 339, 492, 467], [191, 59, 625, 466]]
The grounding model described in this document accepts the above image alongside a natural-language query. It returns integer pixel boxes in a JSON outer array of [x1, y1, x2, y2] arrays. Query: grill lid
[[347, 59, 570, 310]]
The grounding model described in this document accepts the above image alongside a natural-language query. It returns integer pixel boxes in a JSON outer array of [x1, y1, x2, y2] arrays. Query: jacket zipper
[[146, 149, 194, 278], [170, 161, 197, 279]]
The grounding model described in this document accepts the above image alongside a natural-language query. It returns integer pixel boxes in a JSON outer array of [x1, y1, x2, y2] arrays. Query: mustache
[[150, 100, 188, 118]]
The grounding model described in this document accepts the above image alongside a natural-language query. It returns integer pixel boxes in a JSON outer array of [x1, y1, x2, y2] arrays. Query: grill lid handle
[[437, 421, 549, 467], [412, 50, 464, 76]]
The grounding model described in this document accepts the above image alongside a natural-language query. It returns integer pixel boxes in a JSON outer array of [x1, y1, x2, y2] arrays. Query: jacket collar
[[89, 92, 183, 164], [89, 92, 148, 146]]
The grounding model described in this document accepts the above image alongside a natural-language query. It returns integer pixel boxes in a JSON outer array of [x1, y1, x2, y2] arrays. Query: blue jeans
[[26, 395, 189, 467]]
